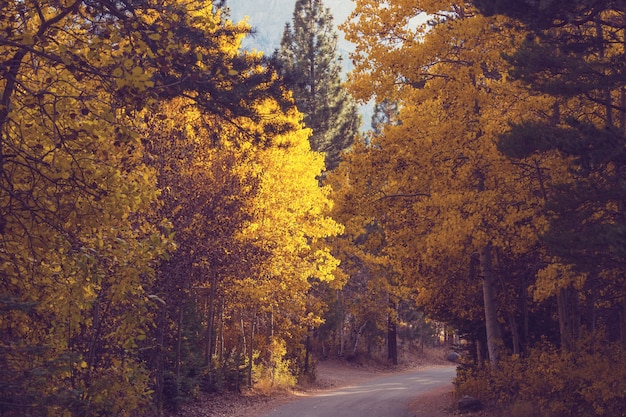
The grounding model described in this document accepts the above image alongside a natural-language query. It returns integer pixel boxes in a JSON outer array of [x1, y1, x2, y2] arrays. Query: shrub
[[253, 339, 297, 395], [455, 339, 626, 417]]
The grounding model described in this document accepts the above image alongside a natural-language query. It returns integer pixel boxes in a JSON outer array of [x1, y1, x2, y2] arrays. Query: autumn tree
[[337, 0, 626, 413], [274, 0, 361, 172], [329, 122, 440, 364], [141, 97, 259, 408], [142, 86, 344, 406], [190, 98, 345, 390], [476, 0, 626, 350], [338, 0, 564, 366], [0, 1, 291, 415]]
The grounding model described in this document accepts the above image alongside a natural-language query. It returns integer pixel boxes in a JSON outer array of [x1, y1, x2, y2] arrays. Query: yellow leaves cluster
[[0, 0, 249, 413], [142, 82, 344, 381], [237, 99, 343, 284], [534, 261, 588, 302], [329, 0, 577, 328], [458, 337, 626, 416]]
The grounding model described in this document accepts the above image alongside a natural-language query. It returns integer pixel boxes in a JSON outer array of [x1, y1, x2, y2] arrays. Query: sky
[[225, 0, 374, 129], [225, 0, 356, 60]]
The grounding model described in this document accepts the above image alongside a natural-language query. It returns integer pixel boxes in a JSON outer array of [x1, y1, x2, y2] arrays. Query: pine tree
[[479, 0, 626, 348], [371, 99, 400, 136], [275, 0, 361, 172]]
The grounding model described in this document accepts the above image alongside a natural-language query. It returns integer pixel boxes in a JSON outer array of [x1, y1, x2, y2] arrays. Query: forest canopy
[[336, 0, 625, 415], [1, 0, 625, 416]]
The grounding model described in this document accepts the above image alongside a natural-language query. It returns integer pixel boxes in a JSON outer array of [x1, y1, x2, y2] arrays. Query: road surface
[[259, 366, 456, 417]]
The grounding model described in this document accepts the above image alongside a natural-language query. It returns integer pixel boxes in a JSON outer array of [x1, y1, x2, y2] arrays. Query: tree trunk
[[557, 286, 581, 351], [154, 304, 166, 415], [522, 290, 529, 353], [304, 332, 311, 375], [619, 22, 626, 133], [218, 299, 225, 363], [507, 310, 520, 355], [175, 302, 184, 388], [337, 289, 345, 357], [352, 321, 367, 356], [205, 270, 217, 366], [387, 303, 398, 365], [619, 87, 626, 133], [475, 338, 483, 368], [247, 311, 256, 387], [621, 296, 626, 348], [480, 244, 502, 367], [557, 288, 568, 349]]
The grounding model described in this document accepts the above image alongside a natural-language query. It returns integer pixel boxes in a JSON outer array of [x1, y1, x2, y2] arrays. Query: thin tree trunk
[[480, 243, 502, 367], [175, 302, 184, 388], [507, 311, 520, 355], [618, 23, 626, 342], [240, 314, 246, 357], [304, 332, 311, 375], [523, 290, 529, 353], [205, 270, 217, 366], [621, 296, 626, 348], [622, 24, 626, 132], [476, 339, 483, 368], [352, 321, 367, 356], [619, 87, 626, 133], [247, 311, 256, 387], [493, 248, 520, 356], [154, 304, 165, 415], [337, 289, 345, 357], [557, 287, 569, 350], [387, 314, 398, 365], [238, 314, 246, 392], [218, 299, 225, 363]]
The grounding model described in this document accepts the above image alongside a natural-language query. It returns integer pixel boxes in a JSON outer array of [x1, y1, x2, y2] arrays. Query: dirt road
[[258, 366, 456, 417]]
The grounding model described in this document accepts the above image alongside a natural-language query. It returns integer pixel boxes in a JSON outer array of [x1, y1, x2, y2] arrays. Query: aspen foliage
[[0, 1, 171, 414], [233, 97, 344, 357], [339, 0, 552, 335], [142, 82, 343, 404], [337, 0, 626, 413], [1, 0, 342, 414]]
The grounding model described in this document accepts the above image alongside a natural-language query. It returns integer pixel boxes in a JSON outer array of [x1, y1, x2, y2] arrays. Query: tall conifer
[[275, 0, 361, 172], [479, 0, 626, 347]]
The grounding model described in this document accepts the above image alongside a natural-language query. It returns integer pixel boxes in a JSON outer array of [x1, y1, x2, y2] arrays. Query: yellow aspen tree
[[326, 138, 400, 359], [141, 95, 261, 404], [0, 5, 170, 416], [0, 0, 287, 414], [143, 89, 344, 393], [235, 97, 344, 379], [340, 0, 560, 364]]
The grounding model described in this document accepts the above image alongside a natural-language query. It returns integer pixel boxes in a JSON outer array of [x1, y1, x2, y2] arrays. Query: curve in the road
[[260, 366, 456, 417]]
